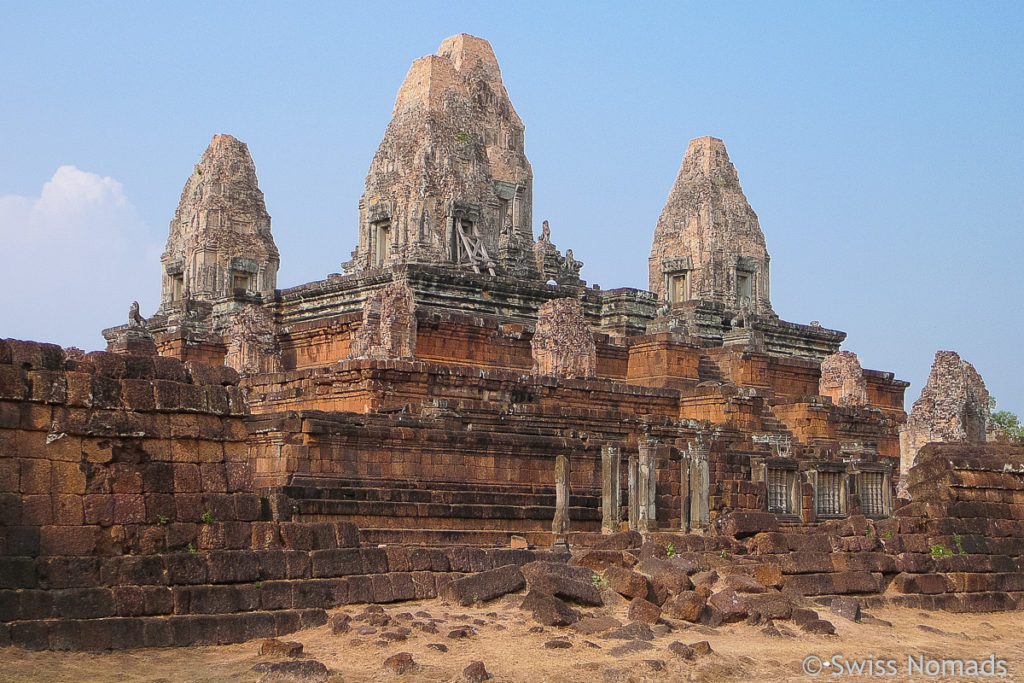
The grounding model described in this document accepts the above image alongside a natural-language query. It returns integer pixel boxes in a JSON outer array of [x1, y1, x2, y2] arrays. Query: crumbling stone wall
[[648, 137, 773, 315], [900, 351, 1002, 489], [819, 351, 868, 406], [160, 134, 279, 309], [531, 298, 596, 378], [347, 281, 417, 360]]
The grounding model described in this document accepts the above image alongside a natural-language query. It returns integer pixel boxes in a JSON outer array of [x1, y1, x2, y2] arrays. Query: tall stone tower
[[649, 137, 772, 315], [346, 34, 537, 279], [159, 134, 279, 310]]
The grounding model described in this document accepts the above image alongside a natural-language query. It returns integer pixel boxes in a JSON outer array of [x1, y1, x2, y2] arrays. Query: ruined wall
[[531, 298, 597, 378], [347, 281, 417, 360], [648, 137, 772, 315], [160, 134, 279, 308], [900, 351, 1002, 485], [819, 351, 869, 406], [348, 34, 539, 279]]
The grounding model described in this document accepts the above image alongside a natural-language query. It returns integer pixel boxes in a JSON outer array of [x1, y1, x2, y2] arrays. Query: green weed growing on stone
[[930, 543, 953, 558], [666, 542, 676, 558], [200, 510, 215, 525]]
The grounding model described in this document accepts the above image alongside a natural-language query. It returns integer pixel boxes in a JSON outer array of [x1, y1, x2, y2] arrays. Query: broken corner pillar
[[685, 434, 710, 532], [552, 454, 571, 537], [601, 444, 621, 533], [636, 438, 658, 532]]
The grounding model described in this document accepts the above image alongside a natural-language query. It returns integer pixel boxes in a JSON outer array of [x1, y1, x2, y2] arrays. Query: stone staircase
[[269, 476, 603, 544], [697, 355, 727, 384]]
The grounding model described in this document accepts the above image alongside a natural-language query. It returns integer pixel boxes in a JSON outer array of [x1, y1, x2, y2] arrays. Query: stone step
[[281, 484, 601, 508], [293, 499, 602, 521]]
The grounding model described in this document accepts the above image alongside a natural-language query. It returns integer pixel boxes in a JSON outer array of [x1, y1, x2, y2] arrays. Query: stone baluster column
[[601, 444, 621, 534], [688, 433, 710, 532], [638, 438, 658, 532], [552, 454, 571, 537], [627, 455, 639, 531]]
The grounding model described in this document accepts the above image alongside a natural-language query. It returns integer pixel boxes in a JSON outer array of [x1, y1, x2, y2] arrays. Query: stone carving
[[128, 301, 146, 328], [819, 351, 869, 406], [533, 220, 583, 286], [160, 134, 279, 309], [224, 305, 282, 376], [348, 281, 418, 360], [649, 137, 773, 315], [899, 351, 1002, 489], [531, 298, 596, 378], [348, 34, 539, 279]]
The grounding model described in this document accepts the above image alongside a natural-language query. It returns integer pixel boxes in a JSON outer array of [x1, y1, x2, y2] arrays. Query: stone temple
[[2, 34, 1022, 652]]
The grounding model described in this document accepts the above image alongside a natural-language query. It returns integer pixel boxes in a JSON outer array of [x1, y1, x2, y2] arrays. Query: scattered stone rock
[[383, 653, 416, 675], [802, 619, 837, 636], [366, 614, 391, 627], [641, 557, 694, 596], [761, 621, 782, 638], [415, 611, 433, 619], [604, 622, 654, 641], [791, 608, 819, 627], [543, 639, 573, 649], [357, 626, 378, 636], [642, 660, 666, 671], [600, 589, 630, 609], [528, 626, 545, 633], [447, 628, 473, 639], [441, 564, 526, 606], [252, 660, 329, 683], [593, 530, 643, 550], [745, 593, 793, 622], [691, 570, 719, 589], [394, 612, 414, 621], [521, 561, 603, 606], [520, 590, 581, 627], [258, 638, 303, 658], [571, 615, 622, 635], [462, 660, 491, 682], [668, 641, 695, 659], [831, 597, 861, 622], [861, 614, 893, 628], [381, 631, 408, 642], [627, 597, 662, 624], [724, 574, 766, 593], [608, 640, 654, 657], [707, 588, 747, 623], [427, 643, 448, 653], [584, 640, 602, 649], [690, 640, 713, 656], [663, 591, 705, 623], [571, 550, 637, 572], [603, 566, 649, 599], [329, 613, 352, 634]]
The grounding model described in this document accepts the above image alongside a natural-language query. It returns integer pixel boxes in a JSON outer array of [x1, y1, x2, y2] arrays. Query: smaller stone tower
[[159, 134, 279, 310], [649, 137, 772, 315]]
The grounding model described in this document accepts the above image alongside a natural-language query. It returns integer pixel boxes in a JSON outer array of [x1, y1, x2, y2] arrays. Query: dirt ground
[[2, 598, 1023, 683]]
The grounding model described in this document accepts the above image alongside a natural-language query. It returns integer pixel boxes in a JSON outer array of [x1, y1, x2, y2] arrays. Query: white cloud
[[0, 166, 161, 351]]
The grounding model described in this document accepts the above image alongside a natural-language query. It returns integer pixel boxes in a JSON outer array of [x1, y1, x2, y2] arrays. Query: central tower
[[345, 34, 537, 279]]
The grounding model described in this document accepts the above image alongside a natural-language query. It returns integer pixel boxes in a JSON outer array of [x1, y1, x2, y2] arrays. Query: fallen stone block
[[440, 564, 525, 606]]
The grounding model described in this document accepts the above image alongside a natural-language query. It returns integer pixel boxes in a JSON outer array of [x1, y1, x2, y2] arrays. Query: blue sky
[[1, 1, 1022, 415]]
